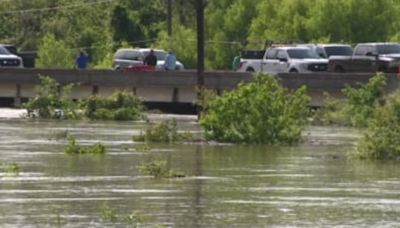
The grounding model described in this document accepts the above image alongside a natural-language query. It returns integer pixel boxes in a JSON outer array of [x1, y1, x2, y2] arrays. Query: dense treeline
[[1, 0, 400, 69]]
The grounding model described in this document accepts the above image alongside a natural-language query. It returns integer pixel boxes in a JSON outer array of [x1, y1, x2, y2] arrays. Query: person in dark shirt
[[75, 51, 89, 69], [143, 49, 157, 66]]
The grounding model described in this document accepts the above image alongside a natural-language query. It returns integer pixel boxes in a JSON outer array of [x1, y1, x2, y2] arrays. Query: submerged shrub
[[24, 76, 82, 119], [101, 203, 118, 222], [83, 91, 144, 121], [3, 162, 20, 174], [200, 74, 310, 144], [313, 73, 386, 127], [65, 135, 106, 154], [354, 91, 400, 160], [133, 120, 193, 143], [138, 158, 185, 178]]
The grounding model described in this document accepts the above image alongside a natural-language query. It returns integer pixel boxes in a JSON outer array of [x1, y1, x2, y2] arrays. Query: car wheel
[[246, 67, 255, 72], [289, 68, 298, 73]]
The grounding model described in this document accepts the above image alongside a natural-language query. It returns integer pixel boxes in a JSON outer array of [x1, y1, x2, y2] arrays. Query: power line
[[0, 0, 115, 15]]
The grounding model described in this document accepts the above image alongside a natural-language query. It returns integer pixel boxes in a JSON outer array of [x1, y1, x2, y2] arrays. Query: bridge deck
[[0, 68, 397, 110]]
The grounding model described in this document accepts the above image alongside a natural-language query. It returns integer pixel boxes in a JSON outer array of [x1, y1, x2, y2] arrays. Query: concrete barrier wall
[[0, 68, 397, 107]]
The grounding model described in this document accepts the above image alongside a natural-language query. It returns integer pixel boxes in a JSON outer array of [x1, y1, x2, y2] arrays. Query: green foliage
[[100, 204, 148, 227], [200, 74, 310, 144], [133, 120, 193, 143], [83, 91, 144, 121], [3, 0, 400, 69], [36, 33, 74, 68], [138, 158, 185, 178], [354, 91, 400, 160], [311, 93, 350, 126], [65, 135, 106, 155], [313, 73, 387, 127], [155, 25, 197, 69], [101, 203, 118, 223], [24, 77, 144, 121], [125, 211, 146, 227], [23, 76, 82, 119], [342, 73, 387, 127], [3, 162, 20, 174]]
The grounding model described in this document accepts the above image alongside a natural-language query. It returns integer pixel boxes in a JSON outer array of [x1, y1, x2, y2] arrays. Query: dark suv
[[328, 43, 400, 73]]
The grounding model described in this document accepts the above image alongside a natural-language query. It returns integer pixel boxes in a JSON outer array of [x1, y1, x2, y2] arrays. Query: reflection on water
[[0, 119, 399, 227]]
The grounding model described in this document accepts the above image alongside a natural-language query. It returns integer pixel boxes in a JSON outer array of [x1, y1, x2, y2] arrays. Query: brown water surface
[[0, 119, 399, 227]]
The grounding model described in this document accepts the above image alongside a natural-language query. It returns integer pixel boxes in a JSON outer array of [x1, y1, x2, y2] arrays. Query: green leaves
[[356, 91, 400, 160], [83, 91, 144, 121], [65, 135, 106, 155], [200, 74, 310, 144], [35, 33, 74, 69], [313, 73, 387, 127], [342, 73, 387, 127], [24, 75, 81, 119]]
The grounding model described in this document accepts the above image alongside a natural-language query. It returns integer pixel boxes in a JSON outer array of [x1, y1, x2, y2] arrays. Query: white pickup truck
[[237, 46, 328, 73]]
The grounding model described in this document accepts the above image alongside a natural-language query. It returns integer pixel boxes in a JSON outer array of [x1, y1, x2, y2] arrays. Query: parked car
[[0, 44, 23, 68], [112, 48, 184, 71], [328, 42, 400, 73], [298, 44, 353, 58], [238, 46, 328, 73]]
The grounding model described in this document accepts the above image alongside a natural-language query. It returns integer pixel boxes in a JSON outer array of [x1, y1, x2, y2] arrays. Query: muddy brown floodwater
[[0, 117, 399, 227]]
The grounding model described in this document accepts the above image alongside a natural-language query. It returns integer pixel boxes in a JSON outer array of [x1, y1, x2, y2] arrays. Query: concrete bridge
[[0, 68, 397, 113]]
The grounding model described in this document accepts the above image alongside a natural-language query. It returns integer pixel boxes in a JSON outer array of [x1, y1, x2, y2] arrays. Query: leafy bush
[[138, 158, 185, 178], [342, 73, 386, 127], [133, 120, 193, 143], [23, 76, 82, 119], [200, 74, 310, 144], [35, 33, 74, 68], [65, 135, 106, 154], [311, 93, 350, 126], [3, 162, 20, 174], [312, 73, 387, 128], [83, 91, 144, 121], [354, 91, 400, 160]]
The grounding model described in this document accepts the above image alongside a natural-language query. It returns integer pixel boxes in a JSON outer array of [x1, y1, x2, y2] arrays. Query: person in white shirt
[[164, 51, 176, 71]]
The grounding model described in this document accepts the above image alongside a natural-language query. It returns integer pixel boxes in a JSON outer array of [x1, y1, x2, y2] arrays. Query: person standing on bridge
[[143, 49, 157, 68], [232, 52, 241, 71], [75, 51, 89, 69]]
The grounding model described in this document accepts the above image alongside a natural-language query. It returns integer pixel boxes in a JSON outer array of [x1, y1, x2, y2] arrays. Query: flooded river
[[0, 117, 399, 227]]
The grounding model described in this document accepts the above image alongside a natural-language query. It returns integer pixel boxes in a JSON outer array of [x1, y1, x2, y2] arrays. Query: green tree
[[206, 0, 258, 69], [35, 33, 74, 68], [156, 25, 197, 69]]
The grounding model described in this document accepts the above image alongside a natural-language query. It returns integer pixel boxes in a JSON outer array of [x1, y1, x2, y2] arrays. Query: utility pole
[[196, 0, 205, 118], [167, 0, 172, 37]]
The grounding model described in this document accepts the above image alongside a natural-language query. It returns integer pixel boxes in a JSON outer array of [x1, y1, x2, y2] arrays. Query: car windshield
[[325, 46, 353, 57], [377, 44, 400, 54], [142, 50, 167, 60], [287, 49, 320, 59], [0, 46, 10, 55]]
